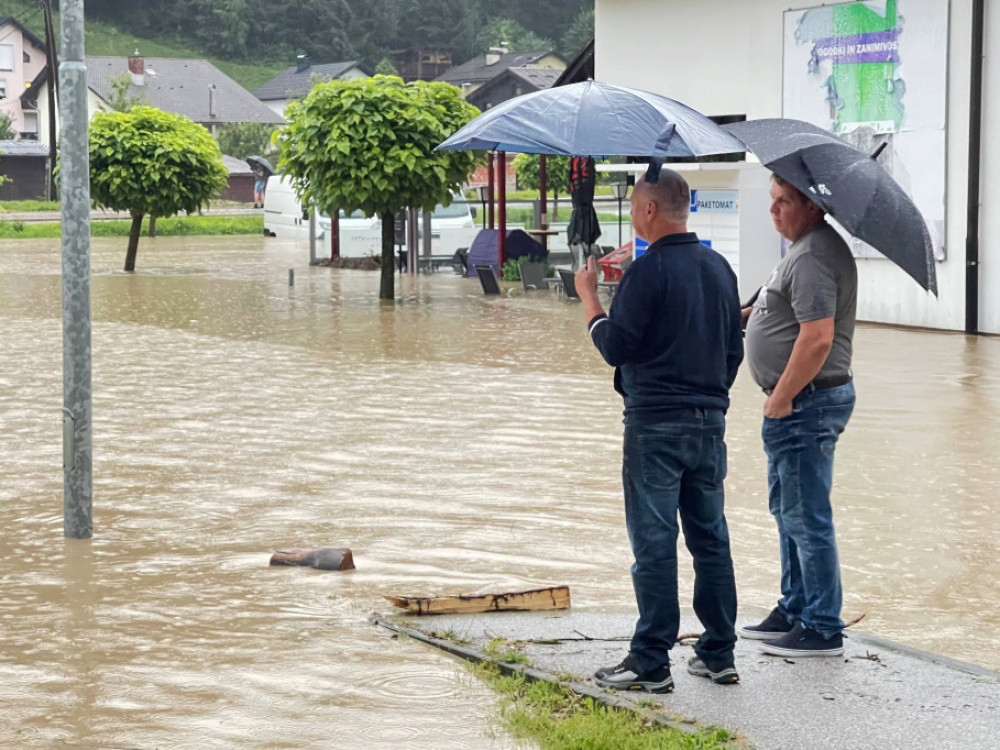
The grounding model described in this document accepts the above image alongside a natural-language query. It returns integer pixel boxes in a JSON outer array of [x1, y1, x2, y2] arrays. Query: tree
[[0, 112, 16, 140], [514, 153, 569, 221], [217, 122, 279, 160], [375, 57, 398, 76], [476, 18, 553, 54], [107, 73, 150, 113], [89, 107, 228, 271], [560, 9, 593, 59], [277, 75, 481, 299]]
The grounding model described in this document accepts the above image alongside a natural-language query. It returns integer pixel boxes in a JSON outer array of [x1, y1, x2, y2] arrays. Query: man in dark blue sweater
[[579, 165, 744, 693]]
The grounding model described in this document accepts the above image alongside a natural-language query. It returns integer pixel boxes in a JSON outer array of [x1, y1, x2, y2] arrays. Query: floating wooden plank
[[270, 547, 355, 571], [385, 586, 570, 615]]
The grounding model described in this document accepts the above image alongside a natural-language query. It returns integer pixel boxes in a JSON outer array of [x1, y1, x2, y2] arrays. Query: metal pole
[[965, 0, 984, 335], [498, 151, 507, 269], [40, 0, 59, 200], [618, 195, 623, 247], [487, 153, 495, 229], [308, 206, 316, 265], [59, 0, 92, 539]]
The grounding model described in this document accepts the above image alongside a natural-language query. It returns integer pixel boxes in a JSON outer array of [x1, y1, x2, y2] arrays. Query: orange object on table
[[598, 242, 634, 282]]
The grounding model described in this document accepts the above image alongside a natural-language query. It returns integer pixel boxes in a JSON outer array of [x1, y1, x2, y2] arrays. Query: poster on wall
[[782, 0, 947, 260]]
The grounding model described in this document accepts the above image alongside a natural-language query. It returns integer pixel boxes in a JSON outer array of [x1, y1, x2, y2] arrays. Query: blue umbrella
[[437, 80, 746, 158]]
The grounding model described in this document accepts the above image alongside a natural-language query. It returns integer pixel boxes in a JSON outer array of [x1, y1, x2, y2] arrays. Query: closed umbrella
[[437, 80, 746, 158], [724, 118, 937, 295]]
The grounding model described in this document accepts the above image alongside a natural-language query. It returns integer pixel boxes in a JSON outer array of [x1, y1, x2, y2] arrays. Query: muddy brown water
[[2, 236, 998, 748]]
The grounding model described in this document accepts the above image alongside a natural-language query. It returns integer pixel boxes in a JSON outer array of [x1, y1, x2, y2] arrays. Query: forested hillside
[[20, 0, 592, 86]]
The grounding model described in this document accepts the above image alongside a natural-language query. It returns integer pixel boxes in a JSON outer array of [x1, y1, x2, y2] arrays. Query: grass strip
[[0, 216, 263, 239], [474, 662, 734, 750]]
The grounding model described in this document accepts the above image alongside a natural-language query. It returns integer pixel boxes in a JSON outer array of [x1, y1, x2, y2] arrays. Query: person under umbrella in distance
[[738, 173, 857, 658], [576, 161, 744, 693]]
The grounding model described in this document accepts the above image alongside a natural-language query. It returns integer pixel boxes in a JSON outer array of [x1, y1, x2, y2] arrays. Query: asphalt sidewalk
[[375, 609, 1000, 750]]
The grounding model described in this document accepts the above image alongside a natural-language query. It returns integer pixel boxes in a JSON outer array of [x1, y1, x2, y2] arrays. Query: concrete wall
[[595, 0, 993, 332]]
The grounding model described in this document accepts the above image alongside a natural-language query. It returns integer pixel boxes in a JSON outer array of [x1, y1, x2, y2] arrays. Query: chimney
[[485, 45, 508, 66], [128, 48, 145, 86], [296, 54, 310, 73], [208, 84, 217, 118]]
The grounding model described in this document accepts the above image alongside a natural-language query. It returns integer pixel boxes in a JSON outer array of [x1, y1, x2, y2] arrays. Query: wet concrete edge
[[847, 628, 1000, 679], [370, 616, 744, 744]]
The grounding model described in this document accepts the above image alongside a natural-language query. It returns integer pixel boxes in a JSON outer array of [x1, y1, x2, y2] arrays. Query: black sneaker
[[594, 653, 674, 693], [738, 606, 795, 640], [760, 623, 844, 657], [687, 656, 739, 685]]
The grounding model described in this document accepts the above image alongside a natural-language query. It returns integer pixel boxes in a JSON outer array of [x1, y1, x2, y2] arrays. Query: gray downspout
[[966, 0, 985, 335]]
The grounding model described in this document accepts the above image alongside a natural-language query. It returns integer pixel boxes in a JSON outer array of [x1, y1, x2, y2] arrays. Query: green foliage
[[89, 106, 228, 219], [107, 73, 151, 113], [477, 17, 553, 54], [375, 57, 399, 76], [474, 664, 734, 750], [0, 200, 61, 212], [513, 153, 569, 194], [0, 112, 16, 140], [0, 215, 262, 239], [217, 122, 279, 160], [501, 256, 554, 282], [560, 9, 593, 59], [277, 75, 482, 217]]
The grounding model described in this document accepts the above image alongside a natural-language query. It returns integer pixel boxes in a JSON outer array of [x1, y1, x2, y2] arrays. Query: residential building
[[595, 0, 997, 333], [0, 17, 47, 140], [436, 49, 566, 97], [466, 66, 563, 110], [392, 47, 452, 82], [0, 139, 48, 199], [26, 51, 284, 145], [253, 58, 374, 117]]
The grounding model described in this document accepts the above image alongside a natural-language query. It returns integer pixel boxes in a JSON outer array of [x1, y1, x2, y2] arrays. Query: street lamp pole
[[612, 182, 628, 248]]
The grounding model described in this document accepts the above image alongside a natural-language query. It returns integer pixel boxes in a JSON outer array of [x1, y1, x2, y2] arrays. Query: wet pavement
[[382, 610, 1000, 750]]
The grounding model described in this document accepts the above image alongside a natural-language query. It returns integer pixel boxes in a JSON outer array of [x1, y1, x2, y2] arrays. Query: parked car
[[264, 175, 477, 257]]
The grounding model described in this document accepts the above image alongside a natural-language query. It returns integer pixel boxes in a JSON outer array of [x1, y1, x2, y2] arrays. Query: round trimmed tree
[[89, 106, 228, 271], [277, 75, 482, 299]]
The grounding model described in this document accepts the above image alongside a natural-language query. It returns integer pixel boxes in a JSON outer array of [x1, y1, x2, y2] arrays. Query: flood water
[[2, 235, 999, 748]]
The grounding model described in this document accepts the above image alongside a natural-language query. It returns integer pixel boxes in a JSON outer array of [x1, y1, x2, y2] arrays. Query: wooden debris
[[270, 547, 355, 571], [385, 585, 570, 615]]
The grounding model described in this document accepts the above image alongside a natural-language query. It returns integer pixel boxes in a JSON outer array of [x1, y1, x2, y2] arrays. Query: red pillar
[[498, 151, 507, 270], [487, 152, 495, 229]]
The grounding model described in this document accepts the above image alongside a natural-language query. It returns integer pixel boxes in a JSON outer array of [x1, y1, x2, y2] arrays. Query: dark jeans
[[623, 407, 737, 673], [763, 383, 855, 638]]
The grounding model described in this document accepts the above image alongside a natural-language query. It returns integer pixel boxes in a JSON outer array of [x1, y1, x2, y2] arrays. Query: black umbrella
[[567, 156, 601, 247], [724, 118, 937, 295], [246, 155, 275, 176]]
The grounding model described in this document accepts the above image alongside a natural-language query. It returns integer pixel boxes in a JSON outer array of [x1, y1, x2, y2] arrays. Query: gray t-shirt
[[745, 223, 857, 391]]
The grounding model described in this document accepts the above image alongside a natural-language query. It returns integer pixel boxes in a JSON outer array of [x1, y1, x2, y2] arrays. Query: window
[[0, 79, 7, 100], [0, 44, 13, 71], [23, 51, 30, 63]]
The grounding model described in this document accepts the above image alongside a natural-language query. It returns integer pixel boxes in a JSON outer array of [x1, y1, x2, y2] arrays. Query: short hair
[[638, 167, 690, 223], [770, 173, 811, 204]]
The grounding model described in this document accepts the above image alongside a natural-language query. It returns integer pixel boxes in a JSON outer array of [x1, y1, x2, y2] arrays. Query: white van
[[264, 176, 475, 256]]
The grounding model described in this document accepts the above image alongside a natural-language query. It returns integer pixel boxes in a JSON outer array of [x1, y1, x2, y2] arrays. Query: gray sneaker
[[687, 656, 739, 685], [594, 653, 674, 693]]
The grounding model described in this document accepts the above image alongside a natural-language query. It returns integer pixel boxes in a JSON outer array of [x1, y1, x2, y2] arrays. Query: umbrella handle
[[871, 142, 888, 160]]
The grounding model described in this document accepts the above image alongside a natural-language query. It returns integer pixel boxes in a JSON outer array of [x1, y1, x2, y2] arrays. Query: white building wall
[[596, 0, 988, 332], [0, 23, 46, 135], [35, 81, 110, 147]]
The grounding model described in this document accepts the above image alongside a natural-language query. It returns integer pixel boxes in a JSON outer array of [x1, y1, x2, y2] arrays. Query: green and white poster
[[783, 0, 947, 260]]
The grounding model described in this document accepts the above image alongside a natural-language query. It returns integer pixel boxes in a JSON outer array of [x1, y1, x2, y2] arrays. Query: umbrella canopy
[[437, 80, 747, 158], [246, 155, 275, 175], [724, 118, 937, 295]]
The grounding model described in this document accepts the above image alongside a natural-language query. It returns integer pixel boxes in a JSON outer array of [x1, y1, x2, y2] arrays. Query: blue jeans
[[762, 383, 855, 638], [623, 407, 737, 674]]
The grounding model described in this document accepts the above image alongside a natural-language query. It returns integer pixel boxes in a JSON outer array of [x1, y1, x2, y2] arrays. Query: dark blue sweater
[[588, 232, 744, 414]]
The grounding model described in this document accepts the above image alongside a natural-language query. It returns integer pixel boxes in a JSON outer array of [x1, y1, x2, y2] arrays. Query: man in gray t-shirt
[[737, 175, 858, 658]]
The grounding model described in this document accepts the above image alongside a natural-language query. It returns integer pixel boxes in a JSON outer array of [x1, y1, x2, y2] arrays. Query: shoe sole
[[594, 677, 674, 694], [687, 664, 740, 684], [738, 627, 793, 640], [759, 643, 844, 657]]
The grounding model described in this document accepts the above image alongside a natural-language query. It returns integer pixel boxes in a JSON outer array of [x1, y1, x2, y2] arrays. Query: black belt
[[763, 373, 852, 396]]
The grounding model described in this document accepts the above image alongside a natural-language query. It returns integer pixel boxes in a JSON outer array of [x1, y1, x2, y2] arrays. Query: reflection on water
[[1, 236, 999, 746]]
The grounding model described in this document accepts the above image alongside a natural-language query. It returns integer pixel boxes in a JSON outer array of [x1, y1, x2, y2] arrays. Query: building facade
[[595, 0, 997, 333]]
